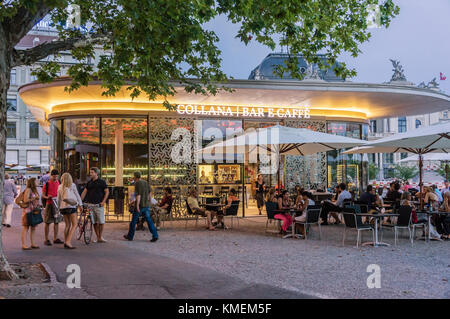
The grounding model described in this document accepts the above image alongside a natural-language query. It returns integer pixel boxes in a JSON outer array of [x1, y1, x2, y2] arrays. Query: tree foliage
[[0, 0, 399, 279], [1, 0, 399, 105], [368, 162, 378, 181], [394, 164, 419, 182]]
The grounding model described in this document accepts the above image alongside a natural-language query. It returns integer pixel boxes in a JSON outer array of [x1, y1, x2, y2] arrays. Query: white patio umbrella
[[398, 153, 450, 181], [6, 165, 28, 170], [198, 125, 367, 188], [344, 121, 450, 207]]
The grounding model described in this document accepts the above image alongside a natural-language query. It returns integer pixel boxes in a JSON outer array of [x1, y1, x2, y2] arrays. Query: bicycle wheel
[[76, 214, 84, 240], [83, 216, 93, 245]]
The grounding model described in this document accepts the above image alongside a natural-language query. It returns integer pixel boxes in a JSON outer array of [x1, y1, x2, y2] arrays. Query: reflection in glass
[[64, 118, 100, 186], [101, 118, 148, 186], [327, 122, 362, 193]]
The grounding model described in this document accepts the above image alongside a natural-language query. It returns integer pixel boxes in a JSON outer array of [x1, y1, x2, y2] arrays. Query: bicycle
[[77, 204, 95, 244]]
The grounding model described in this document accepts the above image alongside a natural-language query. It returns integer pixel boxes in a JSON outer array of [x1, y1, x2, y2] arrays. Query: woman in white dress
[[57, 173, 83, 249]]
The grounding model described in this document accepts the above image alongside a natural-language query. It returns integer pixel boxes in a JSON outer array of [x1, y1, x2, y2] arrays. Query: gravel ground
[[103, 217, 450, 299]]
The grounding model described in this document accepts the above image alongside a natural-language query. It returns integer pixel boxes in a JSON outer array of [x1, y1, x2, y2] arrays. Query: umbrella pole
[[419, 154, 423, 210], [446, 161, 448, 182], [277, 153, 281, 192]]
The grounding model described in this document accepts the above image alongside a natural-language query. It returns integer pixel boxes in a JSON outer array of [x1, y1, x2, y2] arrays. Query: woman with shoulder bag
[[57, 173, 83, 249], [21, 178, 41, 250]]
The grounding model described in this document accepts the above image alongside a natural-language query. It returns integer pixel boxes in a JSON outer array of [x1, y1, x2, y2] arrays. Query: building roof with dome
[[248, 53, 345, 82]]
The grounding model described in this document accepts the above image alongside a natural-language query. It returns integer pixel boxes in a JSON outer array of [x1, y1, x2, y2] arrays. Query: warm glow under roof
[[19, 78, 450, 133]]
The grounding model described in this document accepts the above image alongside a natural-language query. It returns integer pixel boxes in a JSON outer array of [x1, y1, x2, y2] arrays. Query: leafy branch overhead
[[2, 0, 399, 106]]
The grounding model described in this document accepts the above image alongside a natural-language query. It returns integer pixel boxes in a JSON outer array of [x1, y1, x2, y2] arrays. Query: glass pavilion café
[[19, 54, 450, 221]]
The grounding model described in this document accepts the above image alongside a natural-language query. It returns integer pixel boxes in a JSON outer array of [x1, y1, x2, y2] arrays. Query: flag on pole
[[440, 72, 447, 81]]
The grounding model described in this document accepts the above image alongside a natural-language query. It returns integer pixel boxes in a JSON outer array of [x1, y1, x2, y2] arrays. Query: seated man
[[153, 187, 173, 229], [217, 188, 239, 229], [359, 185, 379, 213], [187, 188, 216, 231], [320, 183, 352, 225]]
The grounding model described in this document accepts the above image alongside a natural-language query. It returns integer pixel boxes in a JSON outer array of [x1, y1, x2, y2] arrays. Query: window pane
[[10, 70, 16, 85], [50, 120, 63, 172], [101, 118, 148, 186], [327, 122, 362, 193], [29, 122, 39, 138], [27, 150, 41, 166], [7, 99, 17, 111], [398, 117, 406, 133], [7, 122, 16, 138]]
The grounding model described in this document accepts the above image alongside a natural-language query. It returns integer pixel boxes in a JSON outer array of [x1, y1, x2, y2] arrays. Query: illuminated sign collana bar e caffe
[[176, 105, 311, 118]]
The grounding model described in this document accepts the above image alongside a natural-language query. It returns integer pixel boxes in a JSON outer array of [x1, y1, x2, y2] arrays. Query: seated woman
[[274, 190, 294, 235], [437, 192, 450, 240], [424, 186, 439, 210], [265, 187, 277, 203], [294, 187, 305, 209], [294, 191, 315, 236], [217, 188, 239, 229]]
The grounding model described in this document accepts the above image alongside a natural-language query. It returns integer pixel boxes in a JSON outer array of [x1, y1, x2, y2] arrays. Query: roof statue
[[302, 62, 324, 82], [389, 59, 407, 82], [417, 81, 427, 88], [253, 68, 264, 80], [417, 78, 440, 90], [427, 78, 439, 90]]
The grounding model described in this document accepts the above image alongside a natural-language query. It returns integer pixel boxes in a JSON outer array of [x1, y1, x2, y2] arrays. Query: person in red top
[[154, 187, 173, 229], [41, 169, 63, 246]]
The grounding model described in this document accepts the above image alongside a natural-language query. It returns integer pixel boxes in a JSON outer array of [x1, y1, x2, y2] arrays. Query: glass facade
[[50, 116, 368, 220], [326, 122, 368, 195]]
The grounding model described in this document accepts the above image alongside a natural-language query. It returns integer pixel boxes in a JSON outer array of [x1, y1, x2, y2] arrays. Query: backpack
[[41, 182, 48, 208], [15, 190, 29, 209]]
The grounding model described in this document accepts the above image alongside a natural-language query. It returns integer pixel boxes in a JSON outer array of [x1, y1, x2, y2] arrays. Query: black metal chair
[[294, 205, 322, 240], [381, 205, 424, 246], [265, 201, 281, 233], [342, 207, 375, 248], [222, 200, 240, 229]]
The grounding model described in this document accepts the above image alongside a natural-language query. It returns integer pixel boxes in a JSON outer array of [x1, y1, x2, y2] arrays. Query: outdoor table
[[274, 208, 302, 239], [415, 210, 450, 242], [204, 203, 225, 211], [198, 195, 221, 205], [357, 213, 399, 247]]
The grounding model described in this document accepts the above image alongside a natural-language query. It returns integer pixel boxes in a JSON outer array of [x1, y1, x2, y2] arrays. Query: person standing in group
[[2, 173, 18, 228], [21, 178, 41, 250], [124, 171, 158, 242], [41, 169, 63, 246], [81, 167, 109, 243], [255, 174, 265, 215], [57, 173, 83, 249]]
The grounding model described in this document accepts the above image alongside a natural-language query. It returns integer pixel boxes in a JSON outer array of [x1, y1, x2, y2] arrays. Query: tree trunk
[[0, 26, 18, 281]]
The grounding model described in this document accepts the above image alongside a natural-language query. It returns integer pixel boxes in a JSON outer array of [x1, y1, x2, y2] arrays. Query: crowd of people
[[2, 168, 172, 250], [249, 178, 450, 240], [3, 168, 450, 246]]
